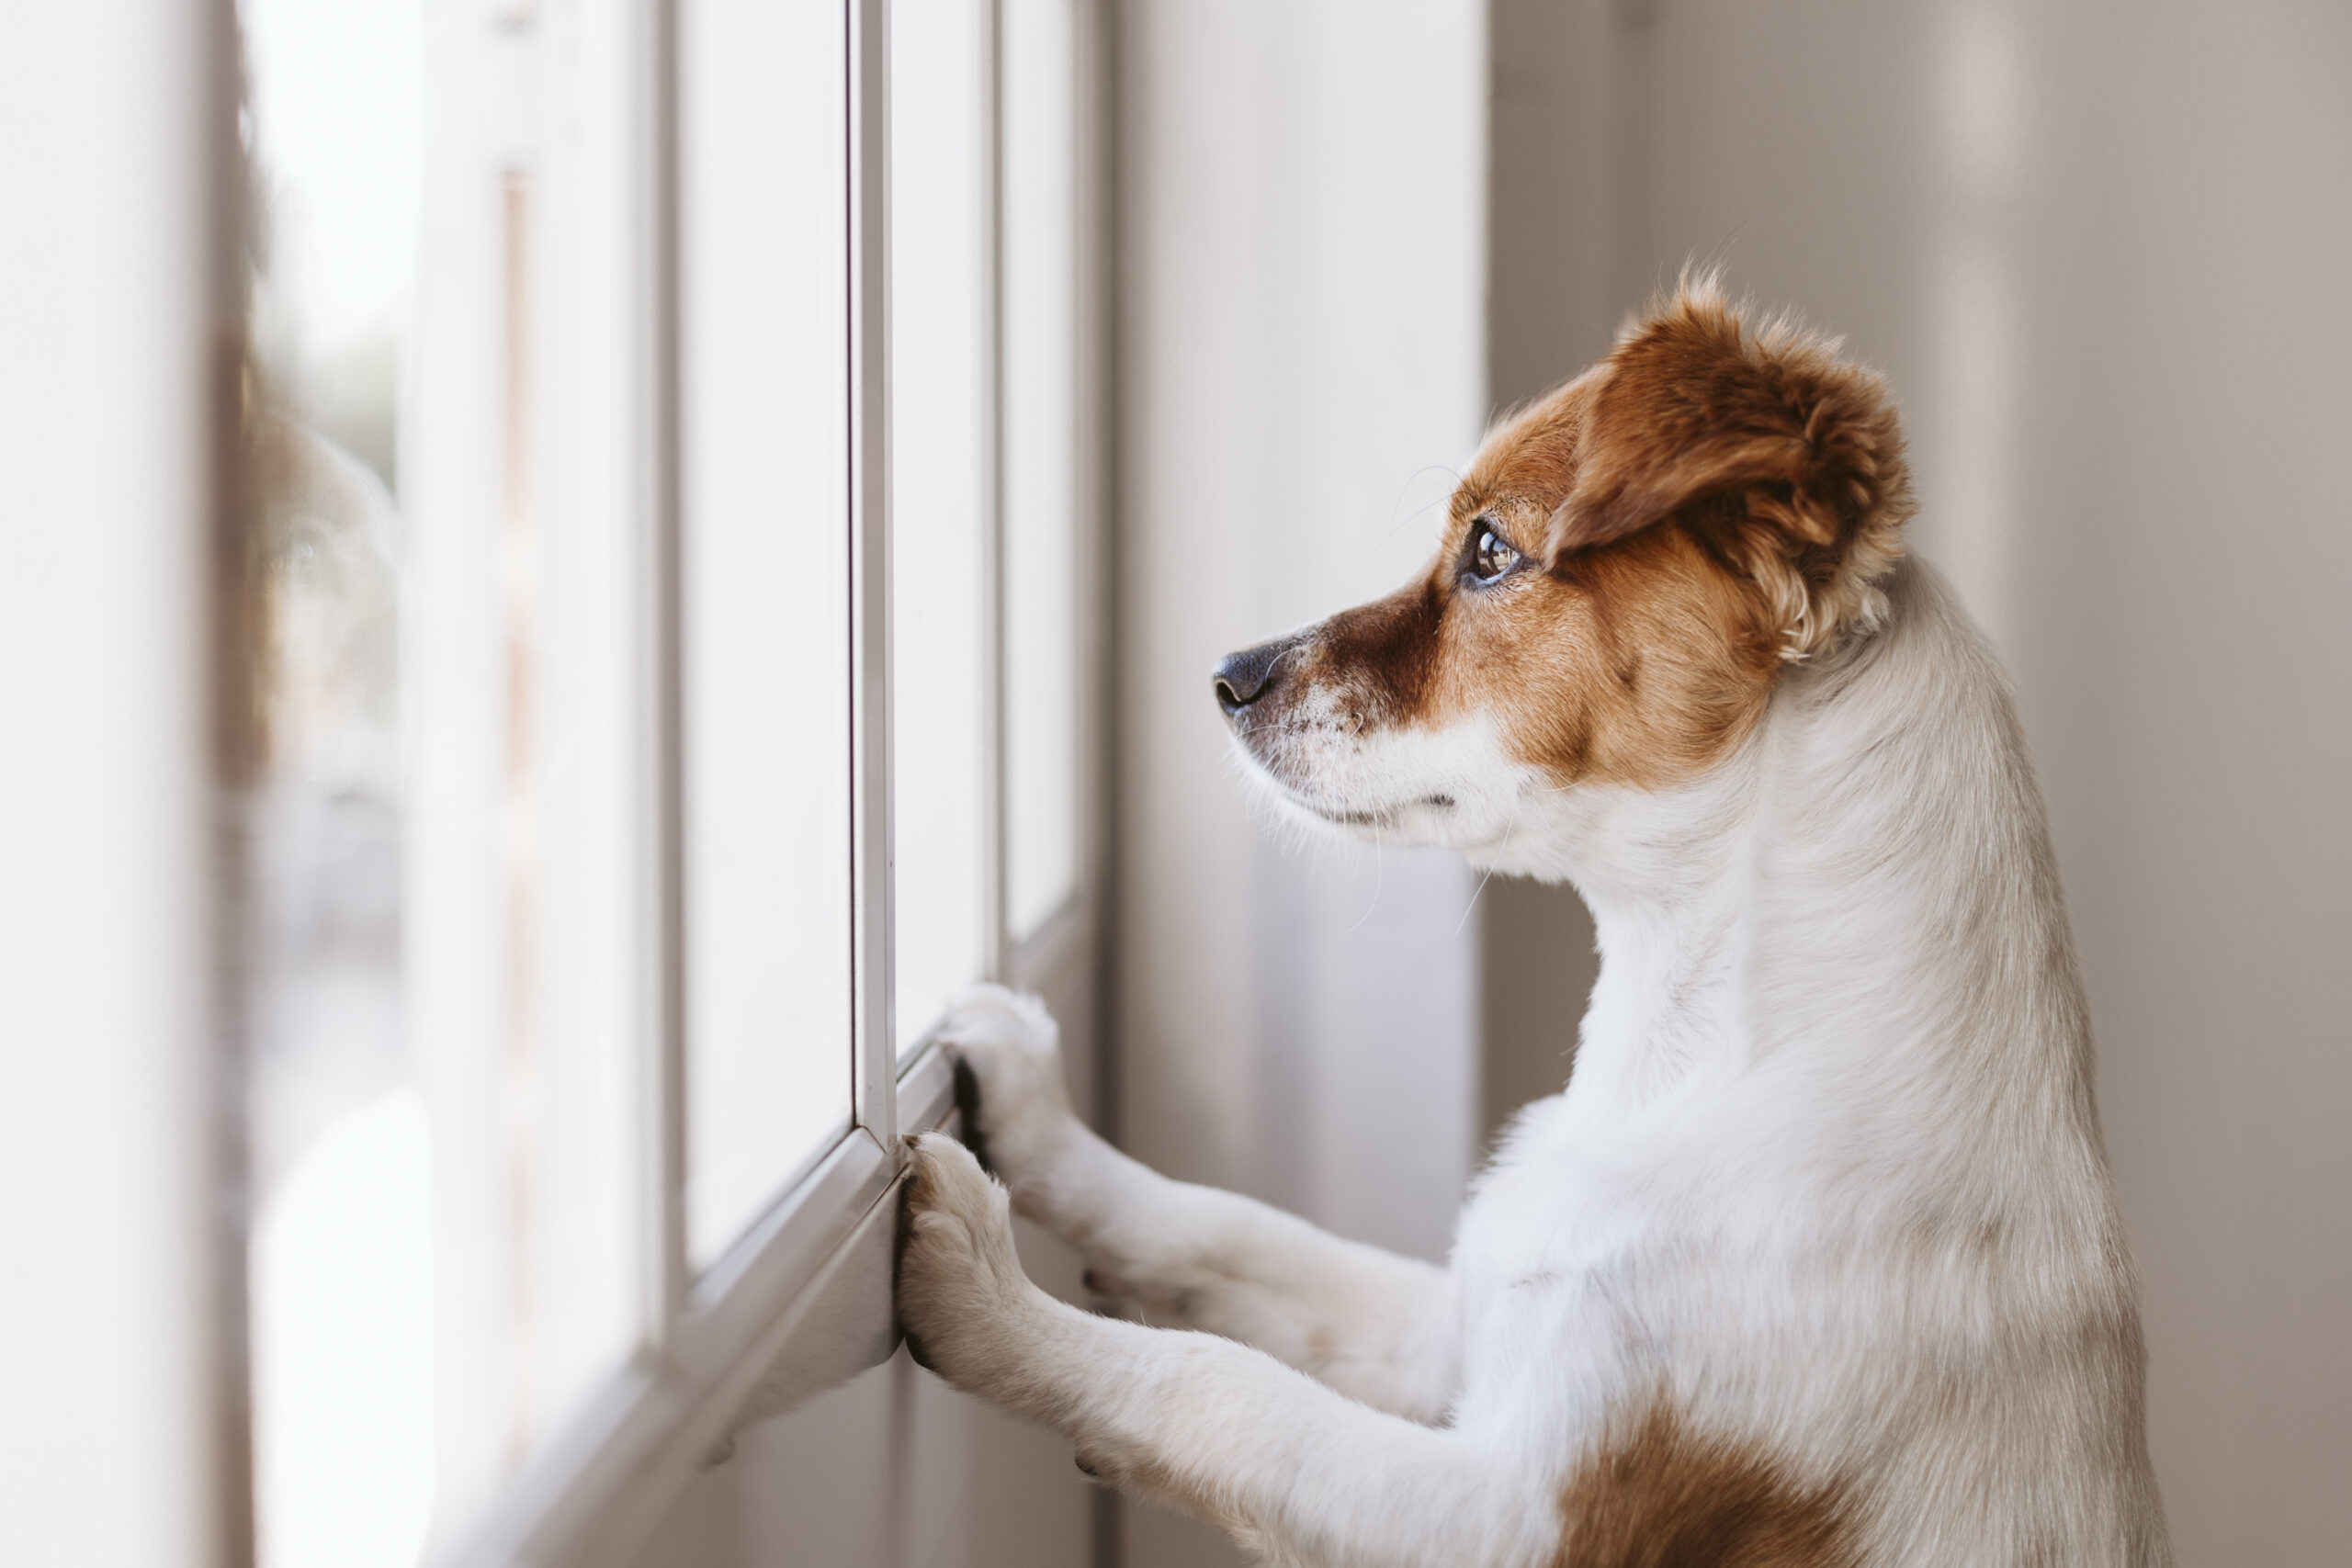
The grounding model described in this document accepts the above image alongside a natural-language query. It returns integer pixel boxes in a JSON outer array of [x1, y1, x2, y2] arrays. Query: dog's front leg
[[933, 987, 1457, 1421], [897, 1134, 1546, 1568]]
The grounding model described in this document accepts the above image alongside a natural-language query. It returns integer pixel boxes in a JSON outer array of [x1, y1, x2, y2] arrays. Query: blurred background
[[2, 2, 2345, 1566]]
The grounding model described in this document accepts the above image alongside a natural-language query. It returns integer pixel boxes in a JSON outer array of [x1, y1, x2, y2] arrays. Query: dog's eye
[[1468, 519, 1521, 583]]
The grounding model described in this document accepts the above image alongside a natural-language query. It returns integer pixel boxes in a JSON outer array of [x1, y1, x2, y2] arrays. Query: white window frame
[[389, 0, 1102, 1562], [3, 0, 1102, 1562]]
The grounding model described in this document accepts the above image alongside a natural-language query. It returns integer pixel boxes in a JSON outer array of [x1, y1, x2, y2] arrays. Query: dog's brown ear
[[1548, 278, 1913, 656]]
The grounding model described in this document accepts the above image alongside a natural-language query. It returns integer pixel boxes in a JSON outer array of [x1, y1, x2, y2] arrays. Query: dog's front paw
[[896, 1133, 1054, 1398], [934, 984, 1076, 1186]]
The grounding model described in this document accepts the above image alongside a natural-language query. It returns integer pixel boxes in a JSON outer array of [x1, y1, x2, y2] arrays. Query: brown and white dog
[[895, 281, 2173, 1566]]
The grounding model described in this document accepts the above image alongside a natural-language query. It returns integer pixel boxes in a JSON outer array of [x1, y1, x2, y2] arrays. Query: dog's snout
[[1214, 638, 1295, 717]]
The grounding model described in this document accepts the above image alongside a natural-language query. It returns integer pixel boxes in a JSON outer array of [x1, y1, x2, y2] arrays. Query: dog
[[895, 279, 2172, 1566]]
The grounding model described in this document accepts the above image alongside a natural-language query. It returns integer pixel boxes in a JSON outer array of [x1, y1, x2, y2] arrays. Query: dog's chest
[[1452, 1103, 1671, 1348], [1448, 1087, 1792, 1383]]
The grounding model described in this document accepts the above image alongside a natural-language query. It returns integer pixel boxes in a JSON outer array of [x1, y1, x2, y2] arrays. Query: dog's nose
[[1213, 637, 1296, 716]]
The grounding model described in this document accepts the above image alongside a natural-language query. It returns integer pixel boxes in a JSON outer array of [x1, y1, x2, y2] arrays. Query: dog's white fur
[[897, 556, 2171, 1565]]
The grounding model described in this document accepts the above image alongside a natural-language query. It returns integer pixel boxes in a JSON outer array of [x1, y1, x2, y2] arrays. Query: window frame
[[426, 0, 1103, 1562], [11, 0, 1103, 1560]]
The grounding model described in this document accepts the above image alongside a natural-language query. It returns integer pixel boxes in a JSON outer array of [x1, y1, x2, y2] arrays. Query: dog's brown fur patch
[[1442, 520, 1782, 787], [1555, 1401, 1859, 1568]]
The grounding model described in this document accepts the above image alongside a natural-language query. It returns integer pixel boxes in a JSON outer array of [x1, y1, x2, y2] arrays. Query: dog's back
[[1456, 558, 2169, 1566]]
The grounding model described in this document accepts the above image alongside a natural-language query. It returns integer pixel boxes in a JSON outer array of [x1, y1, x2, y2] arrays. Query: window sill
[[452, 1043, 963, 1568]]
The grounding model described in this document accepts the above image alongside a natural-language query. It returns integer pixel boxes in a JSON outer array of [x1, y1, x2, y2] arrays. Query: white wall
[[0, 6, 232, 1566], [1111, 3, 1487, 1561], [1487, 2, 2352, 1560]]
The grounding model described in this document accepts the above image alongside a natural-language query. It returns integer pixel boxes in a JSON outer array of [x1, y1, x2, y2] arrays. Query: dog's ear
[[1547, 278, 1914, 657]]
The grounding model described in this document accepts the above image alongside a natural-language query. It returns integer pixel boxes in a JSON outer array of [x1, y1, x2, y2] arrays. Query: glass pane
[[1001, 0, 1082, 939], [890, 0, 992, 1054], [240, 0, 642, 1555], [679, 0, 856, 1266]]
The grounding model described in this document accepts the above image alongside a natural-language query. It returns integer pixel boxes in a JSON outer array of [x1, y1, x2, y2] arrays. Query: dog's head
[[1216, 280, 1913, 861]]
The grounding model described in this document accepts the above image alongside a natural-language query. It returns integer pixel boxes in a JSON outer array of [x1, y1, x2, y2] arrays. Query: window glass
[[233, 0, 1092, 1556], [1001, 0, 1082, 939], [241, 0, 642, 1556], [890, 0, 992, 1053], [678, 0, 857, 1267]]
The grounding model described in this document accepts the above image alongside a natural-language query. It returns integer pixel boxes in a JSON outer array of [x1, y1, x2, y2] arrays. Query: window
[[232, 0, 1095, 1562], [890, 0, 993, 1058], [1001, 0, 1086, 942], [676, 0, 857, 1269]]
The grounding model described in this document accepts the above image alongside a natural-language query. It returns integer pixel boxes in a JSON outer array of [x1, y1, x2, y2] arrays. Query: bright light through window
[[243, 0, 646, 1555], [679, 0, 858, 1267], [235, 0, 1094, 1554], [240, 5, 435, 1562], [1001, 0, 1083, 941], [251, 1091, 435, 1568], [891, 0, 993, 1055]]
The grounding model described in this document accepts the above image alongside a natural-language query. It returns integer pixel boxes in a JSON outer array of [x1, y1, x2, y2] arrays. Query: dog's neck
[[1515, 558, 2094, 1128]]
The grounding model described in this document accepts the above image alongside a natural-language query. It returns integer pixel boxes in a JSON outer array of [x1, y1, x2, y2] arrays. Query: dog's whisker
[[1374, 463, 1465, 551]]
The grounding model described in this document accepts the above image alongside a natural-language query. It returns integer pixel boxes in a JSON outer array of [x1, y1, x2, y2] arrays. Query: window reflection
[[240, 0, 429, 1562]]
